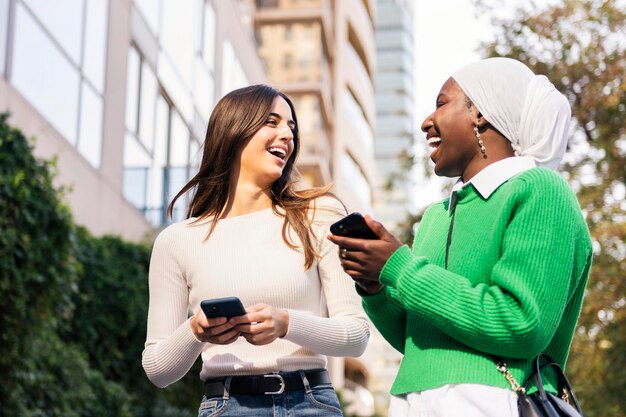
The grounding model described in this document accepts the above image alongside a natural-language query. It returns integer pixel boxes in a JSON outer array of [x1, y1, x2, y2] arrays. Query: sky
[[410, 1, 494, 208], [413, 2, 493, 122]]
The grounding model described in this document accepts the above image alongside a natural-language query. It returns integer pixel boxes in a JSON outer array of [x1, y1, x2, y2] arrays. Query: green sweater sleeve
[[378, 173, 589, 359], [360, 249, 410, 354]]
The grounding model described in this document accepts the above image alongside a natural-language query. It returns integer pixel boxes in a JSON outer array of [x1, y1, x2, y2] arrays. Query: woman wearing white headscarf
[[328, 58, 592, 417]]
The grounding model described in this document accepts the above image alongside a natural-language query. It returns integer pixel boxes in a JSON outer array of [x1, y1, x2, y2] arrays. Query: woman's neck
[[221, 183, 273, 218], [462, 133, 515, 182]]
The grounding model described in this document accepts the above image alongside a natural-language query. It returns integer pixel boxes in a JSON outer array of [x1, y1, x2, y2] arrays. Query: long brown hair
[[167, 84, 337, 269]]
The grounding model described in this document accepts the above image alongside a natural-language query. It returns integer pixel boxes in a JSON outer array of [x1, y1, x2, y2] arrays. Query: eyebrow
[[269, 112, 296, 129]]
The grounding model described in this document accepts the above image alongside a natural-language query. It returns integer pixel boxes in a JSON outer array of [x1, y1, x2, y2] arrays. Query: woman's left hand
[[229, 303, 290, 345], [327, 214, 403, 283]]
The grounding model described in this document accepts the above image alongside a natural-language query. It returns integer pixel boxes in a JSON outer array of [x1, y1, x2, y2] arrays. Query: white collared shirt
[[449, 156, 536, 213]]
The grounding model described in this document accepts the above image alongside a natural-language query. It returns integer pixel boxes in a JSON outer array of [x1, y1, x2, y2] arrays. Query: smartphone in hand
[[200, 297, 246, 319], [330, 212, 377, 240]]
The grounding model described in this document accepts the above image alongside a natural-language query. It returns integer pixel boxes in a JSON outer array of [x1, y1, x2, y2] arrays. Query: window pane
[[189, 138, 201, 171], [125, 47, 140, 133], [167, 111, 190, 222], [157, 53, 193, 122], [124, 132, 152, 166], [153, 96, 169, 167], [139, 60, 157, 152], [12, 4, 80, 143], [221, 40, 248, 95], [123, 133, 151, 209], [202, 2, 216, 70], [134, 0, 160, 34], [83, 0, 108, 93], [144, 208, 165, 228], [77, 82, 103, 168], [161, 0, 194, 87], [148, 96, 170, 212], [123, 167, 148, 210], [167, 166, 188, 222], [164, 109, 190, 224], [23, 0, 84, 65], [0, 0, 9, 75], [193, 57, 214, 121], [169, 110, 189, 166]]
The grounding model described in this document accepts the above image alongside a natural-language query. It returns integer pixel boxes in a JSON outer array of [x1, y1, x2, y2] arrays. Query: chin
[[262, 171, 284, 186], [433, 164, 457, 178]]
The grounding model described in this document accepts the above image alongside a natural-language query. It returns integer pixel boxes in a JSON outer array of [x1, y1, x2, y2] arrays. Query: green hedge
[[0, 113, 200, 417], [62, 227, 202, 417]]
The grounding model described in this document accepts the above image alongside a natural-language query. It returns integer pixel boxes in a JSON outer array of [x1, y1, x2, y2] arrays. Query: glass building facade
[[0, 0, 264, 238], [8, 0, 108, 168]]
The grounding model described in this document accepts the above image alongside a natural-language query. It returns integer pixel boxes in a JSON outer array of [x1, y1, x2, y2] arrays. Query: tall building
[[253, 1, 378, 412], [0, 0, 264, 240], [351, 1, 417, 413], [254, 0, 377, 213], [373, 0, 415, 233]]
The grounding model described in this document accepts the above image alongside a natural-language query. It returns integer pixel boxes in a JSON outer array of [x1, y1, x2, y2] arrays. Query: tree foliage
[[474, 0, 626, 415], [61, 227, 202, 417], [0, 113, 133, 416], [0, 113, 200, 416]]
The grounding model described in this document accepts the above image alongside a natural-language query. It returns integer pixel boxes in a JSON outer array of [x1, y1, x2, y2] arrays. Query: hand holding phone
[[201, 297, 246, 319], [190, 297, 246, 345], [330, 212, 378, 240]]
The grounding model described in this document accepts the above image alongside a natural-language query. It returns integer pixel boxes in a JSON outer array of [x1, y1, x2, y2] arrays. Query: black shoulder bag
[[497, 353, 584, 417]]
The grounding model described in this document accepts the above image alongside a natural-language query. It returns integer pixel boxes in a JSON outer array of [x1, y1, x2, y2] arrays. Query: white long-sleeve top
[[142, 197, 371, 388]]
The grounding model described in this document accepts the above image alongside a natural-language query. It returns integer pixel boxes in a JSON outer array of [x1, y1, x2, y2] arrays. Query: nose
[[421, 112, 434, 133], [278, 123, 294, 142]]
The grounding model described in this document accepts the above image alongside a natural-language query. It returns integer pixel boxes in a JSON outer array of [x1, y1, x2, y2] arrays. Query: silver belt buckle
[[264, 373, 285, 395]]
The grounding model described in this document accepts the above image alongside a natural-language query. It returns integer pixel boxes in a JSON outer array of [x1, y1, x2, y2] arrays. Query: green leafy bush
[[62, 228, 201, 417], [0, 113, 200, 416], [0, 112, 78, 413]]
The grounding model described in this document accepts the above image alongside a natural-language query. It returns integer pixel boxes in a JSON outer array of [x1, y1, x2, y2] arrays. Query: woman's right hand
[[189, 308, 241, 344]]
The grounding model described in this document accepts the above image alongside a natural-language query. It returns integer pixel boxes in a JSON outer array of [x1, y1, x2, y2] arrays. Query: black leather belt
[[204, 369, 331, 397]]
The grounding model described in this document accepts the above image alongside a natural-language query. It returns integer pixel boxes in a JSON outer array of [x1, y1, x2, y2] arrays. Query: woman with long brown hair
[[142, 84, 370, 417]]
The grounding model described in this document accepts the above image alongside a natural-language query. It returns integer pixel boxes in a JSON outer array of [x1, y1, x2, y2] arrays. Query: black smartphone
[[330, 212, 377, 240], [200, 297, 246, 319]]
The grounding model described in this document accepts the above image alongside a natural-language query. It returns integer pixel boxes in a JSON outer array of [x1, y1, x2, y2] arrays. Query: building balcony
[[254, 0, 334, 58], [297, 129, 331, 186]]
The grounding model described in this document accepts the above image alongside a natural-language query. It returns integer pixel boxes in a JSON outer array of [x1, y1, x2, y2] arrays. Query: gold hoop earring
[[474, 126, 487, 158]]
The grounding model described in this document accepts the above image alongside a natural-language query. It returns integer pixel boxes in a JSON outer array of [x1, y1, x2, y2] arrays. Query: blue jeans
[[197, 379, 343, 417]]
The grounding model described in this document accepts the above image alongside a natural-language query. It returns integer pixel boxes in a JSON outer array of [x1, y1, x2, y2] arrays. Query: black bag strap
[[521, 353, 583, 413]]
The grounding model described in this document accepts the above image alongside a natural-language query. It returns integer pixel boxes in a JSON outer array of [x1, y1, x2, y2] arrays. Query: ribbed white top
[[142, 197, 371, 388]]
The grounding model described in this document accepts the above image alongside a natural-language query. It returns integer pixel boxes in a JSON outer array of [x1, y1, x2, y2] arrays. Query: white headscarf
[[452, 57, 571, 170]]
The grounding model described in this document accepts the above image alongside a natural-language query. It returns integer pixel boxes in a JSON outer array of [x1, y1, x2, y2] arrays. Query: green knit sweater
[[363, 167, 592, 395]]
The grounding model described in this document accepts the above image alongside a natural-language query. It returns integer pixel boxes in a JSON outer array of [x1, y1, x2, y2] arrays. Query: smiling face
[[237, 96, 296, 189], [421, 77, 484, 179]]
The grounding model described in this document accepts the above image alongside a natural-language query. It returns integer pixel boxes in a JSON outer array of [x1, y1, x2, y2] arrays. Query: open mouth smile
[[427, 137, 441, 148], [427, 136, 441, 161], [267, 146, 287, 161]]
